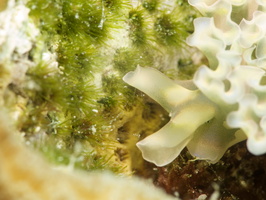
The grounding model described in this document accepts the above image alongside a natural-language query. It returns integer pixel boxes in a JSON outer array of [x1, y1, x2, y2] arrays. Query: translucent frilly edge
[[187, 118, 247, 163], [187, 0, 266, 158], [186, 17, 225, 69], [227, 94, 266, 155], [123, 67, 239, 166], [247, 134, 266, 155], [123, 67, 249, 166], [123, 66, 198, 113], [136, 103, 216, 166]]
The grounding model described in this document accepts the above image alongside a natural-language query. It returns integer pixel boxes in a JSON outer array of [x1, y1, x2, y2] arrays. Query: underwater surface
[[0, 0, 266, 199]]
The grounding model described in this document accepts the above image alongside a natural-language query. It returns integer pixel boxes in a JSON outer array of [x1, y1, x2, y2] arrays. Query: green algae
[[1, 0, 197, 175]]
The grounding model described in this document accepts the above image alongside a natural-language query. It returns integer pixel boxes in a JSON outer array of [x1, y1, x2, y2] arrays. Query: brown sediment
[[135, 142, 266, 200]]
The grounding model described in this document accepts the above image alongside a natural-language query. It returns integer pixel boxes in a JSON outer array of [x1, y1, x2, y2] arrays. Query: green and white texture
[[0, 0, 196, 174], [124, 0, 266, 166]]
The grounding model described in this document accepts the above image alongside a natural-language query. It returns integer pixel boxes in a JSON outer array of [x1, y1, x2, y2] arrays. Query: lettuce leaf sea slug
[[123, 66, 246, 166], [123, 0, 266, 166]]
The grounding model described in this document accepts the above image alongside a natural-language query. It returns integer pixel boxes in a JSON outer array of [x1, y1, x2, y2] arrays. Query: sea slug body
[[123, 0, 266, 166]]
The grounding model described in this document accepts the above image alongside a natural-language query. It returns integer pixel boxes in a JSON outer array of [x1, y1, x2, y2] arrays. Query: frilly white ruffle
[[123, 0, 266, 166], [189, 0, 266, 155]]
